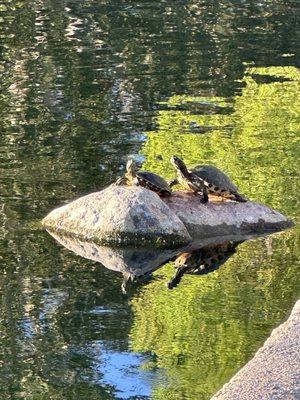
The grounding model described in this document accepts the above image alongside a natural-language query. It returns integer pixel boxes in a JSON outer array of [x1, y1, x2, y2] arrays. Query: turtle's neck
[[177, 164, 190, 179]]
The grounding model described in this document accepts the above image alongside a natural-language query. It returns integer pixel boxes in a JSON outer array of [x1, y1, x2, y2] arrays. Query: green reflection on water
[[130, 66, 299, 399], [142, 66, 299, 219], [131, 232, 299, 399]]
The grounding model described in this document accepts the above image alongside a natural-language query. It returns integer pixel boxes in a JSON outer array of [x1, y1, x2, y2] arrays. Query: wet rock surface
[[42, 186, 293, 248], [211, 299, 300, 400]]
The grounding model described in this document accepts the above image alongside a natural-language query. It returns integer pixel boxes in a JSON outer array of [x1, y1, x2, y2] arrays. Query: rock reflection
[[47, 230, 177, 293], [47, 230, 274, 294]]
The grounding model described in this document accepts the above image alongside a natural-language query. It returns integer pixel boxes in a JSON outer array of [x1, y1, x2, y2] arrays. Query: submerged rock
[[42, 185, 191, 249], [42, 186, 293, 249]]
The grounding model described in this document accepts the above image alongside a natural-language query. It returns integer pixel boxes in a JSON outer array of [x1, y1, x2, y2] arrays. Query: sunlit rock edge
[[42, 185, 192, 249], [211, 299, 300, 400], [42, 185, 294, 249]]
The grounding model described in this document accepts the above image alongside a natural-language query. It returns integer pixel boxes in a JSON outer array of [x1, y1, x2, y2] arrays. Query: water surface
[[0, 1, 299, 399]]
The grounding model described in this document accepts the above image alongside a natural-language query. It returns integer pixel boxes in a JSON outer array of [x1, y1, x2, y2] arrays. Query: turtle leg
[[168, 178, 179, 188], [211, 186, 247, 203], [200, 186, 209, 203], [222, 191, 247, 202], [191, 177, 209, 203], [192, 189, 208, 203]]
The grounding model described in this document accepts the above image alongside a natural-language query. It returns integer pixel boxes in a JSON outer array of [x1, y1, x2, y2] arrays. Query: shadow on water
[[0, 0, 299, 399]]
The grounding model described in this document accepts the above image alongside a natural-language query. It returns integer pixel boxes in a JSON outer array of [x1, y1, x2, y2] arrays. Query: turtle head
[[126, 159, 136, 176], [170, 155, 188, 174]]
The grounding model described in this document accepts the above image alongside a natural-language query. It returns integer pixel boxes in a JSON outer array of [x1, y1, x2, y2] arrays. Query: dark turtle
[[170, 156, 247, 202], [116, 160, 171, 196], [167, 241, 244, 289]]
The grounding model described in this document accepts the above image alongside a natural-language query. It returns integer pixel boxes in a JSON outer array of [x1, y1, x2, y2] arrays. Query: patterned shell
[[191, 165, 238, 192], [137, 171, 171, 192]]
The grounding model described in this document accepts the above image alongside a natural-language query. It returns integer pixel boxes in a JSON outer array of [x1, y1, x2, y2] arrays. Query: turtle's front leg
[[168, 178, 179, 188], [200, 187, 209, 204], [195, 186, 209, 203]]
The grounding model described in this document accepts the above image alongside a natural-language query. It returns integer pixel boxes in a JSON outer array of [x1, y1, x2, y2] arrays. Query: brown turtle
[[169, 156, 247, 202]]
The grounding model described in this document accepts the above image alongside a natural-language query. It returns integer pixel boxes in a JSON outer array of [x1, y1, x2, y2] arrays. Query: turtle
[[169, 156, 247, 202], [167, 241, 244, 289], [115, 160, 172, 196]]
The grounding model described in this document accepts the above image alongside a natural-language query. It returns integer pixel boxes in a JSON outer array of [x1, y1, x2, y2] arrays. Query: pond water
[[0, 1, 299, 399]]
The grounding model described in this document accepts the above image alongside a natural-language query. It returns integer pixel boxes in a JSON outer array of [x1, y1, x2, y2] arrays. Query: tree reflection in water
[[0, 0, 299, 399]]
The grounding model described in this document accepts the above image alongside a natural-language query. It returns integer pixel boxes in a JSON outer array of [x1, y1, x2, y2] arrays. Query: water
[[0, 1, 299, 399]]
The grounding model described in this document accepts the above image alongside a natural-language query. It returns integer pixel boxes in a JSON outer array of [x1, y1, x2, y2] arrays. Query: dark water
[[0, 1, 299, 399]]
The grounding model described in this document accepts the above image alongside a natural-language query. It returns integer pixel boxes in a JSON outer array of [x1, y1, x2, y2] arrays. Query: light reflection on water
[[94, 345, 166, 399], [0, 1, 299, 399]]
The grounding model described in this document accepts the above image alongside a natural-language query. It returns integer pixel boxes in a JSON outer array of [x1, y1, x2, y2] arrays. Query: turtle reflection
[[167, 241, 244, 289]]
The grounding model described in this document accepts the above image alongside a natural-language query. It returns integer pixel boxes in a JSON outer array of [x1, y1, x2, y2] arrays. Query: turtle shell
[[191, 165, 238, 192], [137, 171, 171, 194]]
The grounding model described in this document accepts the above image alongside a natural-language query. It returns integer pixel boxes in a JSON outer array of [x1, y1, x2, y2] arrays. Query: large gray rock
[[211, 299, 300, 400], [42, 186, 293, 249], [42, 185, 191, 249], [164, 191, 293, 239]]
